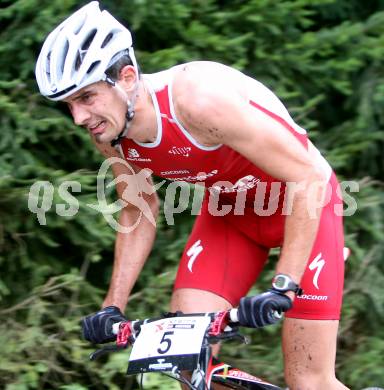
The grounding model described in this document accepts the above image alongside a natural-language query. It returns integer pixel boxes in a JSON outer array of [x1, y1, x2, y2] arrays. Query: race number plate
[[127, 316, 211, 375]]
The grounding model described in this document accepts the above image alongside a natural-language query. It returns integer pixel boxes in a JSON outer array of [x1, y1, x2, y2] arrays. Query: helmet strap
[[110, 82, 138, 148]]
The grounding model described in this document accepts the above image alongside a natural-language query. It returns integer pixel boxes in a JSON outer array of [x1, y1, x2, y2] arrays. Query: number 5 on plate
[[127, 316, 211, 374]]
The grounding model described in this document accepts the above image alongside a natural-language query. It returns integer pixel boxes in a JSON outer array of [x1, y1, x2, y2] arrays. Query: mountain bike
[[90, 307, 284, 389]]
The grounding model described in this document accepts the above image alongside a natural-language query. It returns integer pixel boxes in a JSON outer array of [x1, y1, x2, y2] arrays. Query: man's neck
[[125, 78, 158, 144]]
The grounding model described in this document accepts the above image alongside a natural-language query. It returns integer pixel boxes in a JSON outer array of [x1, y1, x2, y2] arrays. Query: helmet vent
[[87, 61, 101, 75], [46, 52, 51, 77], [75, 51, 82, 71], [81, 29, 97, 51], [73, 14, 86, 35], [74, 29, 97, 71], [60, 40, 69, 73], [101, 32, 114, 48]]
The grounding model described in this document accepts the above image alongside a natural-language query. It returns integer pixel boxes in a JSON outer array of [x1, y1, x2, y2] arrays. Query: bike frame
[[191, 340, 283, 390]]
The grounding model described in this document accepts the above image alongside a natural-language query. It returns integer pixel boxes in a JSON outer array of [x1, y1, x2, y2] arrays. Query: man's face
[[65, 81, 127, 144]]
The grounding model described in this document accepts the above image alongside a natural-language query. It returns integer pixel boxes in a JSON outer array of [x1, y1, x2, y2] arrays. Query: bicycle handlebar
[[112, 308, 283, 338], [90, 307, 283, 361], [112, 308, 241, 336]]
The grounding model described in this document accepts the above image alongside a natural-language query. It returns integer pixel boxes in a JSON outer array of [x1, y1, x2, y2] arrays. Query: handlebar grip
[[272, 311, 283, 320], [112, 322, 121, 335], [228, 308, 239, 323], [228, 308, 283, 324]]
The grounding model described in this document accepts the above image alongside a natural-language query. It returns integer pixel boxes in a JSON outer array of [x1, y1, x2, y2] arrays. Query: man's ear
[[119, 65, 137, 91]]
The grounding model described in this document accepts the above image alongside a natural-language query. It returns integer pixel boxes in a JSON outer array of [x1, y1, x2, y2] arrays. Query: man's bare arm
[[94, 141, 159, 311]]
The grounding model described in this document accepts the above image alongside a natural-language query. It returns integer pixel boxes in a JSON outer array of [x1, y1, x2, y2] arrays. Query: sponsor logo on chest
[[209, 175, 260, 193], [168, 146, 192, 157], [164, 170, 219, 182], [160, 170, 191, 176], [125, 148, 152, 162]]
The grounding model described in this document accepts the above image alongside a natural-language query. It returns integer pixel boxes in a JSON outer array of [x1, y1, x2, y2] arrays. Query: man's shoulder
[[172, 61, 248, 117], [145, 61, 255, 104], [173, 61, 243, 89], [145, 61, 231, 90]]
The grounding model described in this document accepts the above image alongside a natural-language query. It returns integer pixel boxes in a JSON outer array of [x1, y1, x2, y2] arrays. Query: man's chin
[[94, 133, 113, 144], [93, 127, 123, 144], [94, 134, 103, 144]]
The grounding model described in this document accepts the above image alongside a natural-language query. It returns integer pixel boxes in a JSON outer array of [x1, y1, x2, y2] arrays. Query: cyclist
[[35, 2, 349, 389]]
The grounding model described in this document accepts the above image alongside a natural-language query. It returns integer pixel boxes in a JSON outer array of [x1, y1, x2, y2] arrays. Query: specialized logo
[[221, 369, 269, 384], [168, 146, 192, 157], [187, 239, 203, 272], [308, 253, 325, 289], [125, 148, 151, 162]]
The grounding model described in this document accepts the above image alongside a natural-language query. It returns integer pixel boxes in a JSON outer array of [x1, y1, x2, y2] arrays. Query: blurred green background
[[0, 0, 383, 388]]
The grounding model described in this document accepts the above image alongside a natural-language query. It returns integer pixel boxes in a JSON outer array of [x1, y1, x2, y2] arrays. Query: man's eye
[[81, 94, 92, 102]]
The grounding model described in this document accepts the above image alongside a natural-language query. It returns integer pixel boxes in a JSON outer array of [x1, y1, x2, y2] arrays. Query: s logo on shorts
[[308, 253, 325, 289], [186, 240, 203, 272]]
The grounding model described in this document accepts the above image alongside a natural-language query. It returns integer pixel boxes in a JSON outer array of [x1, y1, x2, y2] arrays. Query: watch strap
[[272, 274, 303, 296]]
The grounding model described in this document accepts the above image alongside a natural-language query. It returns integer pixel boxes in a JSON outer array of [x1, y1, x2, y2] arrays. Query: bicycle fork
[[191, 342, 212, 390]]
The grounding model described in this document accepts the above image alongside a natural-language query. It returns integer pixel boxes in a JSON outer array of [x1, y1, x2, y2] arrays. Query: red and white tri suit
[[118, 64, 345, 320]]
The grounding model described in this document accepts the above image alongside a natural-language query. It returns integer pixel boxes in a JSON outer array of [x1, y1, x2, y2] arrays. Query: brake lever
[[89, 344, 127, 361], [235, 333, 250, 345], [208, 329, 249, 345]]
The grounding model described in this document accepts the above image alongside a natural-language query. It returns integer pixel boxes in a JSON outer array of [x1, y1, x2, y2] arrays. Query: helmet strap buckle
[[105, 76, 116, 86]]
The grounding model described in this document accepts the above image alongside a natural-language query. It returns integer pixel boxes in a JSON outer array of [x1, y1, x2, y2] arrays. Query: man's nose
[[71, 104, 91, 126]]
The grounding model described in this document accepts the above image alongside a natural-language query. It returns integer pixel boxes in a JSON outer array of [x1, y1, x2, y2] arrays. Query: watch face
[[273, 275, 288, 290], [272, 274, 302, 295]]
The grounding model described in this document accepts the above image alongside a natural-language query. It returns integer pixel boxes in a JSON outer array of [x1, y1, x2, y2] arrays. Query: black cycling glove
[[237, 290, 293, 328], [81, 306, 127, 344]]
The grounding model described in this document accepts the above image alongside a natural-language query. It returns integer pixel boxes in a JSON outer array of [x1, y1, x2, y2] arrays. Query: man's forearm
[[276, 178, 325, 285], [102, 207, 157, 311]]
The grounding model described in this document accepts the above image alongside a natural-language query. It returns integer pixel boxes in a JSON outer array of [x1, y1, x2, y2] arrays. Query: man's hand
[[237, 290, 293, 328], [82, 306, 127, 344]]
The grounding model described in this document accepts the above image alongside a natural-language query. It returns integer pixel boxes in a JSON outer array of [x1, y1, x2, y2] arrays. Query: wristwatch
[[272, 274, 303, 296]]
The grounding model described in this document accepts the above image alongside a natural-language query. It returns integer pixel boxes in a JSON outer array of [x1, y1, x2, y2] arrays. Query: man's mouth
[[88, 120, 106, 134]]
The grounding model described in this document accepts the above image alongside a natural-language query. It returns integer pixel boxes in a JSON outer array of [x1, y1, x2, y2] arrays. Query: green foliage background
[[0, 0, 383, 388]]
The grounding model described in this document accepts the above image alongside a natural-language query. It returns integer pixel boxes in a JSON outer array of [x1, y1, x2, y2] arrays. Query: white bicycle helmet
[[35, 1, 138, 101]]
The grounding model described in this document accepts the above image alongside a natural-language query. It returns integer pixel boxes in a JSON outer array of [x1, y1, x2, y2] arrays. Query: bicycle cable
[[162, 368, 210, 390], [163, 372, 198, 390], [192, 368, 210, 390], [138, 372, 144, 390]]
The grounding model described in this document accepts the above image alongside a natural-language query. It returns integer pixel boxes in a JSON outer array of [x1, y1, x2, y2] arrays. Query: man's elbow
[[300, 162, 328, 186], [302, 166, 330, 218], [119, 192, 160, 227]]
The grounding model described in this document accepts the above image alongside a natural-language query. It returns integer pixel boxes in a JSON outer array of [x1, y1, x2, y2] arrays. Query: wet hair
[[105, 49, 140, 81]]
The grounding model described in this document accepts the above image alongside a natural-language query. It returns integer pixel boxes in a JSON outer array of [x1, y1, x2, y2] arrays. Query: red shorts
[[174, 173, 345, 320]]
